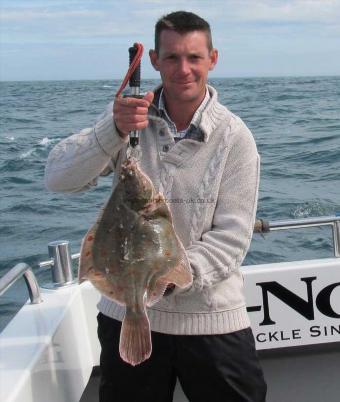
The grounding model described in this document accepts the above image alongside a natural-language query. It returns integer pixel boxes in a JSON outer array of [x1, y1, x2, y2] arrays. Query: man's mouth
[[175, 81, 194, 85]]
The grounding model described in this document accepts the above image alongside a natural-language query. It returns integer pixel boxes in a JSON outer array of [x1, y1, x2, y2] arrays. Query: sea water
[[1, 76, 339, 329]]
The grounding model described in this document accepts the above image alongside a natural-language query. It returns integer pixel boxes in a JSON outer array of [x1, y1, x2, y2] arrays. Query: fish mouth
[[122, 157, 138, 170]]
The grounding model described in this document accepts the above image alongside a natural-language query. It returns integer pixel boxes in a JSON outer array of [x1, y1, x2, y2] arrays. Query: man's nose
[[177, 58, 191, 75]]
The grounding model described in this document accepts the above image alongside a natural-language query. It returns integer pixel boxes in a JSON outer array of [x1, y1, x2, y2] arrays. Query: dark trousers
[[97, 313, 267, 402]]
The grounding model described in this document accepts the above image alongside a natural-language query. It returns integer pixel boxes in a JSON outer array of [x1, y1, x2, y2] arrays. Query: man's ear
[[149, 49, 159, 71], [209, 49, 218, 71]]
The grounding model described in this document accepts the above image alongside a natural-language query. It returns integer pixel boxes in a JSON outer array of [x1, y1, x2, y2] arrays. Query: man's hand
[[113, 91, 154, 138]]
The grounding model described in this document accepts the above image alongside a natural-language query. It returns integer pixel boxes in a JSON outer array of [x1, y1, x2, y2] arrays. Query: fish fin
[[161, 254, 192, 289], [95, 202, 108, 223], [146, 279, 168, 306], [119, 309, 151, 366], [78, 225, 97, 283]]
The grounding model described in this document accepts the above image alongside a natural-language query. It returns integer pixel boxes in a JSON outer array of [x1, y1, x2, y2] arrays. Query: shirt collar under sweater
[[150, 85, 228, 144], [158, 87, 210, 142]]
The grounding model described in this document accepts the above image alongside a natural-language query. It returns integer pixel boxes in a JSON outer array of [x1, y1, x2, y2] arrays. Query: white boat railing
[[0, 240, 76, 304], [0, 262, 42, 304], [254, 215, 340, 257], [1, 215, 339, 306]]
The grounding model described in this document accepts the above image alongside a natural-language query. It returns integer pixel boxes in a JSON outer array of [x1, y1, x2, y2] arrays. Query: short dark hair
[[154, 11, 213, 54]]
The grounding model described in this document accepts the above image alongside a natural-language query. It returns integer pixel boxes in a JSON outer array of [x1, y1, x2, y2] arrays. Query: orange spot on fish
[[87, 235, 94, 241], [86, 251, 91, 257], [164, 250, 171, 257]]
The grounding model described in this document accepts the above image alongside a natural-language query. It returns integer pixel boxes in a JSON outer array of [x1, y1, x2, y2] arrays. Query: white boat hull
[[1, 258, 339, 402]]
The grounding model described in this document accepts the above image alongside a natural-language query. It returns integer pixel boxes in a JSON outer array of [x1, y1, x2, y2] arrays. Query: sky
[[0, 0, 340, 81]]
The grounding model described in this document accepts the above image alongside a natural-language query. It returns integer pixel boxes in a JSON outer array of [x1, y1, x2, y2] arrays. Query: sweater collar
[[151, 84, 229, 143]]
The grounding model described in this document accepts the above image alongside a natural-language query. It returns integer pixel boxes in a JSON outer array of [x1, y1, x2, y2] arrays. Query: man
[[45, 11, 267, 402]]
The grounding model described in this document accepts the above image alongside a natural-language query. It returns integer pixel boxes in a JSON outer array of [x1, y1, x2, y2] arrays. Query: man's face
[[150, 30, 218, 105]]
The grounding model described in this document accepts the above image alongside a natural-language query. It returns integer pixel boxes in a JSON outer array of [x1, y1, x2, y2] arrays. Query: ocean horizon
[[1, 73, 340, 83]]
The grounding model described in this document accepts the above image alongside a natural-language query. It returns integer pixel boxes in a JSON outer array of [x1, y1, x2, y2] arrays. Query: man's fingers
[[116, 106, 149, 116], [113, 92, 153, 135], [143, 91, 154, 104], [118, 114, 149, 124], [115, 95, 151, 108]]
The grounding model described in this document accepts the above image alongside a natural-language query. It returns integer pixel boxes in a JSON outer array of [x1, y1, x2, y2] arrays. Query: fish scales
[[79, 156, 192, 366]]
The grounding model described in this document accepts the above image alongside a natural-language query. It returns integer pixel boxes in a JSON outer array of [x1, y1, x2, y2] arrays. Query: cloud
[[2, 1, 340, 31], [7, 1, 328, 22], [0, 3, 143, 43], [232, 0, 340, 23], [1, 0, 339, 80], [0, 9, 104, 22], [132, 0, 340, 23]]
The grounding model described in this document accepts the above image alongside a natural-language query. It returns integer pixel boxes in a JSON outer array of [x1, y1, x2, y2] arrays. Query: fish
[[78, 157, 192, 366]]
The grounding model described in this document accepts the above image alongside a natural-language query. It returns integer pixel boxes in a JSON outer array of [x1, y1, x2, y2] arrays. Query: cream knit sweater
[[45, 85, 260, 335]]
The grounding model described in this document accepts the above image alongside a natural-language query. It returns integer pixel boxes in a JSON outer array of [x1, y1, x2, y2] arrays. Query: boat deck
[[80, 368, 100, 402], [80, 367, 190, 402], [80, 342, 340, 402]]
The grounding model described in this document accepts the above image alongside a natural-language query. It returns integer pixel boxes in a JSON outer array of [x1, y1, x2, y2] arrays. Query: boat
[[1, 215, 339, 402]]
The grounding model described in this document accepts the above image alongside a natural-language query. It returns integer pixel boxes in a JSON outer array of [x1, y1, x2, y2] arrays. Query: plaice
[[78, 156, 192, 366]]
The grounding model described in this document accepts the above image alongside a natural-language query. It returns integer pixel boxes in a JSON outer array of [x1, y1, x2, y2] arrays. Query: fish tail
[[119, 308, 151, 366]]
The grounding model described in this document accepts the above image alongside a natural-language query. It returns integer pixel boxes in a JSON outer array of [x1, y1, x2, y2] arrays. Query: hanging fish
[[79, 157, 192, 366]]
